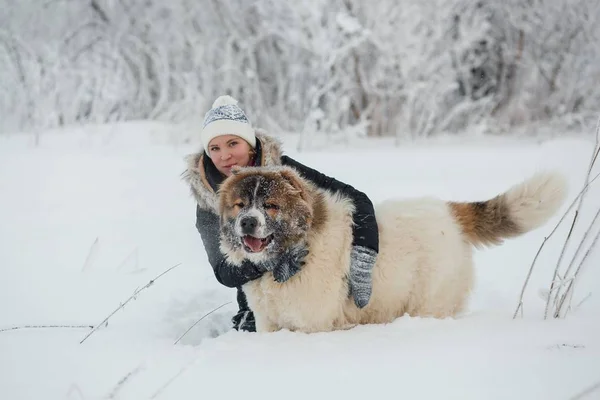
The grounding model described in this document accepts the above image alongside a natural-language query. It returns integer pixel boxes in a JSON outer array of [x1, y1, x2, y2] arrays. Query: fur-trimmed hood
[[181, 128, 285, 213]]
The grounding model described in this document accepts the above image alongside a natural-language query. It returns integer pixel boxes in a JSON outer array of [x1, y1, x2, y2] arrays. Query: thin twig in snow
[[81, 237, 99, 272], [573, 292, 593, 312], [0, 324, 93, 333], [149, 354, 200, 399], [116, 247, 140, 272], [562, 208, 599, 281], [589, 118, 600, 169], [553, 207, 600, 312], [80, 262, 182, 344], [513, 171, 600, 319], [555, 226, 600, 318], [545, 119, 600, 318], [65, 384, 86, 400], [591, 146, 600, 170], [105, 364, 145, 399], [569, 379, 600, 400], [174, 301, 233, 345], [544, 210, 578, 319]]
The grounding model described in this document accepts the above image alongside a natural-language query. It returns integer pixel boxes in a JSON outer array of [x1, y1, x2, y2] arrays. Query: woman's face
[[207, 135, 252, 176]]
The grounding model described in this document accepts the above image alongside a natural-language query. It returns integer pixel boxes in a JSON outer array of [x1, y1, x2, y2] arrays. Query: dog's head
[[217, 166, 315, 263]]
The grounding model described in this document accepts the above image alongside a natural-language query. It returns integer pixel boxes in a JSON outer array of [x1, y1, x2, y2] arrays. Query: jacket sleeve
[[281, 155, 379, 253], [195, 205, 264, 288]]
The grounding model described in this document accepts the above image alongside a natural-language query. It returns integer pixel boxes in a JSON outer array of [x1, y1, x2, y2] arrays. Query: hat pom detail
[[211, 95, 238, 108], [200, 94, 257, 150]]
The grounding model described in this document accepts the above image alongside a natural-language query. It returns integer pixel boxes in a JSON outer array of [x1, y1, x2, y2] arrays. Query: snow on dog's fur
[[218, 166, 568, 333]]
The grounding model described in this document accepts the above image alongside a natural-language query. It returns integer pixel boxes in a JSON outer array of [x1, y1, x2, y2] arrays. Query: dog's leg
[[254, 313, 280, 333], [338, 323, 358, 331]]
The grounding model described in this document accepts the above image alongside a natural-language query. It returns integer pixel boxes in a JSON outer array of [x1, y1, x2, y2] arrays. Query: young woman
[[183, 95, 379, 332]]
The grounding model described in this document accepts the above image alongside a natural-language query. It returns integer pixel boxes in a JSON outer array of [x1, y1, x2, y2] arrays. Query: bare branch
[[569, 379, 600, 400], [540, 116, 600, 318], [90, 0, 110, 24], [555, 224, 600, 318], [80, 263, 182, 344], [81, 237, 99, 272], [548, 117, 600, 318], [0, 324, 93, 333], [174, 301, 233, 345], [513, 170, 600, 319], [543, 210, 578, 319], [106, 364, 145, 399]]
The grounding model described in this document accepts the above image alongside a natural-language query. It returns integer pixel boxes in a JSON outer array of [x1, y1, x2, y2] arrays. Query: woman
[[183, 95, 379, 332]]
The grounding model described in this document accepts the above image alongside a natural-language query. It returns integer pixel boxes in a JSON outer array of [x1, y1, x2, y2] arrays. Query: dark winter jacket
[[182, 130, 379, 312]]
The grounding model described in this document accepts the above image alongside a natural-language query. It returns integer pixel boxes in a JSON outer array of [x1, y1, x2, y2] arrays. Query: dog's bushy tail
[[448, 171, 568, 248]]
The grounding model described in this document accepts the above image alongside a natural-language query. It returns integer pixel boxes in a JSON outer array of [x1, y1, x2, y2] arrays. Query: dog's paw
[[273, 261, 300, 283], [272, 245, 308, 283]]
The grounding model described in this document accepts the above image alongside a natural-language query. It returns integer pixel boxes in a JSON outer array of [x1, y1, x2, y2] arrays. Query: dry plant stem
[[590, 119, 600, 168], [82, 237, 99, 272], [544, 121, 600, 318], [556, 226, 600, 318], [514, 237, 550, 319], [555, 225, 600, 318], [557, 208, 600, 294], [106, 364, 145, 399], [150, 353, 200, 399], [573, 292, 593, 312], [544, 210, 578, 319], [174, 301, 232, 345], [80, 262, 182, 344], [0, 324, 93, 333], [513, 171, 600, 319], [569, 379, 600, 400], [550, 123, 600, 317], [592, 147, 600, 169], [582, 117, 600, 200]]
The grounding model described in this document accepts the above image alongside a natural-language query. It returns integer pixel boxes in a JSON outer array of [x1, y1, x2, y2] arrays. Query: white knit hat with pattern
[[201, 95, 256, 150]]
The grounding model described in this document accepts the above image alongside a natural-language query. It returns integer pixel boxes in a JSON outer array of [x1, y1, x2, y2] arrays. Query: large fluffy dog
[[217, 166, 567, 333]]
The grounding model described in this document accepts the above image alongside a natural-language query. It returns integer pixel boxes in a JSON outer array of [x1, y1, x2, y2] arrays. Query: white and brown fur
[[218, 166, 568, 333]]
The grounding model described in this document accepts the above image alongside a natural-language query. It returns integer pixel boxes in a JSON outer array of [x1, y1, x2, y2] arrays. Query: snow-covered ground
[[1, 122, 599, 400]]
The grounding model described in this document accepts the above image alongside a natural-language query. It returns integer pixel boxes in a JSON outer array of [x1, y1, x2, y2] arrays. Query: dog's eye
[[264, 203, 279, 210], [234, 202, 245, 208]]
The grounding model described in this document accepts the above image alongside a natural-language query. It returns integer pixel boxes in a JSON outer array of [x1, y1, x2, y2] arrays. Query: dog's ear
[[279, 167, 306, 195], [278, 167, 316, 231], [230, 165, 242, 175], [279, 167, 315, 207]]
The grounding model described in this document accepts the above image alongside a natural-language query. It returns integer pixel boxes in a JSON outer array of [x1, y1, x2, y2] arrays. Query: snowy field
[[1, 122, 599, 400]]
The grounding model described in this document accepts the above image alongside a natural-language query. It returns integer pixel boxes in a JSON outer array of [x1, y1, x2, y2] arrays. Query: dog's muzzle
[[236, 210, 274, 253], [240, 216, 258, 235]]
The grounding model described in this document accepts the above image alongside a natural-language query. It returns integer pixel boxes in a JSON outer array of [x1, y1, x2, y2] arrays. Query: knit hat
[[201, 95, 256, 150]]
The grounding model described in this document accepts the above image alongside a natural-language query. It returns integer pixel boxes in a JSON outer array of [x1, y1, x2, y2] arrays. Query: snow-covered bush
[[0, 0, 598, 138]]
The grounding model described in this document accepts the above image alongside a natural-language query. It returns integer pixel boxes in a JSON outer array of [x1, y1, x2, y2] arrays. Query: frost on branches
[[0, 0, 598, 139]]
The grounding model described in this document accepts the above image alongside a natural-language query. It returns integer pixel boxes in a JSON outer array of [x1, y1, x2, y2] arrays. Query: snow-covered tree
[[0, 0, 598, 139]]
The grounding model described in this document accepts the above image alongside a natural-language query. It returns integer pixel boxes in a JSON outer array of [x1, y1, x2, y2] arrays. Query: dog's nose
[[240, 216, 258, 234]]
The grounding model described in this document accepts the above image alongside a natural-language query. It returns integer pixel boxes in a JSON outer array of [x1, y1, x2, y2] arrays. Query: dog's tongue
[[244, 236, 264, 252]]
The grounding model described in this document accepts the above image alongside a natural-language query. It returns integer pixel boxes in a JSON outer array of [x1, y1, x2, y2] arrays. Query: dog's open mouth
[[242, 234, 273, 253]]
